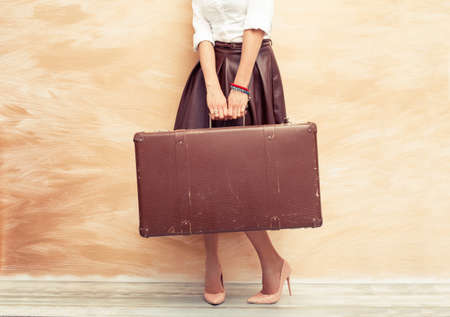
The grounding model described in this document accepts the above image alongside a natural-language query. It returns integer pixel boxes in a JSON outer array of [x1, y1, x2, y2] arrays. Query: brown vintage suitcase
[[133, 120, 322, 237]]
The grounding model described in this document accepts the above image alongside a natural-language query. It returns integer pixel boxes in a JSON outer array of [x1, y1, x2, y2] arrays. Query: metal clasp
[[180, 219, 192, 234], [270, 216, 281, 230]]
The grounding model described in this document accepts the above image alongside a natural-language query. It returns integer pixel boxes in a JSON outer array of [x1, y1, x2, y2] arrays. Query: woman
[[173, 0, 292, 305]]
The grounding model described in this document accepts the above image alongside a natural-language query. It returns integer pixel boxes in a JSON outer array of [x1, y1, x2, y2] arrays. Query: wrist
[[231, 80, 249, 89], [232, 72, 250, 88], [205, 81, 221, 93], [230, 82, 251, 99]]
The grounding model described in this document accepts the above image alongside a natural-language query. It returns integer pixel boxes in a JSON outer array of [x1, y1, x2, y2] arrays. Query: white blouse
[[192, 0, 274, 52]]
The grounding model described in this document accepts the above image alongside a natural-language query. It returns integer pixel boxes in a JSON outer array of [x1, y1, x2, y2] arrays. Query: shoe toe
[[247, 291, 263, 304], [247, 291, 279, 304], [204, 291, 225, 305]]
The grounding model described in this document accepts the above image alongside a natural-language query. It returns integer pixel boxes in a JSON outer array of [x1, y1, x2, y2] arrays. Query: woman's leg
[[245, 230, 285, 294], [203, 233, 224, 293]]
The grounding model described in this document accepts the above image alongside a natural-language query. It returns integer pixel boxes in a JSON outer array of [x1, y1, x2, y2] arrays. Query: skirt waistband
[[214, 38, 272, 49]]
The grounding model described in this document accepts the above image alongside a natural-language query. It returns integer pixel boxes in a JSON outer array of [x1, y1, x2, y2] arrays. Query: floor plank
[[0, 280, 449, 317]]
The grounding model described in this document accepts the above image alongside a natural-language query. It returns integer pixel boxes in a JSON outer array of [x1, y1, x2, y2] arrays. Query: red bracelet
[[230, 82, 249, 92]]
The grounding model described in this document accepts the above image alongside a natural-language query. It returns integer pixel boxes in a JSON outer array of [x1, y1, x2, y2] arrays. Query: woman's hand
[[206, 87, 228, 120], [226, 89, 248, 120]]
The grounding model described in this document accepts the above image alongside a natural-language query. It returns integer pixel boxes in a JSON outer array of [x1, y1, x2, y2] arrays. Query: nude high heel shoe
[[203, 271, 226, 305], [247, 259, 292, 304]]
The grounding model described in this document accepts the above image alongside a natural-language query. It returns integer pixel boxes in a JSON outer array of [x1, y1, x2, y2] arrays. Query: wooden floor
[[0, 280, 449, 317]]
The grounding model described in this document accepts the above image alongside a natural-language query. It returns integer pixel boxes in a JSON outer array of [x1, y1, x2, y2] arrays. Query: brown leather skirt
[[173, 38, 288, 129]]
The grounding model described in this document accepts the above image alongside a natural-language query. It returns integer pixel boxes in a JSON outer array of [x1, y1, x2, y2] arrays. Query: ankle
[[260, 254, 284, 269]]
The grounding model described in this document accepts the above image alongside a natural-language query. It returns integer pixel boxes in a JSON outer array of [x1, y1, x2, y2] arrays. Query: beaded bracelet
[[230, 82, 251, 99], [230, 82, 248, 91]]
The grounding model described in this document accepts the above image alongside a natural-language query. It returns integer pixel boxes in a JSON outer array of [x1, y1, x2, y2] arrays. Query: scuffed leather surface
[[134, 122, 322, 237]]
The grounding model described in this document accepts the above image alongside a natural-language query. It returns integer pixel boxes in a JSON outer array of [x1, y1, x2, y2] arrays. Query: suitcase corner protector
[[134, 132, 145, 142], [306, 122, 317, 133], [139, 226, 151, 237], [312, 217, 322, 227]]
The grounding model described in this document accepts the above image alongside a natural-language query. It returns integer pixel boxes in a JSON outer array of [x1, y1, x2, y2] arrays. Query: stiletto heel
[[286, 276, 292, 296], [247, 259, 293, 304]]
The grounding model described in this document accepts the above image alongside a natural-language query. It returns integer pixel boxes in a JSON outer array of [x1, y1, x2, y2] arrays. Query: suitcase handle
[[208, 101, 249, 128]]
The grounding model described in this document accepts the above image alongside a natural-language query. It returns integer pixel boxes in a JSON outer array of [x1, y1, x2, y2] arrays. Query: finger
[[218, 105, 225, 119], [208, 106, 214, 120], [242, 98, 248, 116], [240, 104, 245, 117], [242, 98, 249, 117], [209, 107, 214, 120], [213, 106, 220, 119]]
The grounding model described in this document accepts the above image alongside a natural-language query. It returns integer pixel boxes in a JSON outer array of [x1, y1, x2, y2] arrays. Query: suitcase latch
[[139, 226, 150, 237], [270, 216, 281, 230], [180, 219, 192, 234]]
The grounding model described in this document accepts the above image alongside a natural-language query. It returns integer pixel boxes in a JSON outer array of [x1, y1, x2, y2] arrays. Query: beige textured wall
[[0, 0, 449, 282]]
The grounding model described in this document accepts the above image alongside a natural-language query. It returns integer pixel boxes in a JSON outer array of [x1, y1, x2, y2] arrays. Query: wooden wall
[[1, 0, 448, 282]]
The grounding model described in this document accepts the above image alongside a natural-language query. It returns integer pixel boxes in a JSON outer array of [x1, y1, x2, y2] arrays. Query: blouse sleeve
[[243, 0, 274, 36], [192, 0, 215, 52]]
